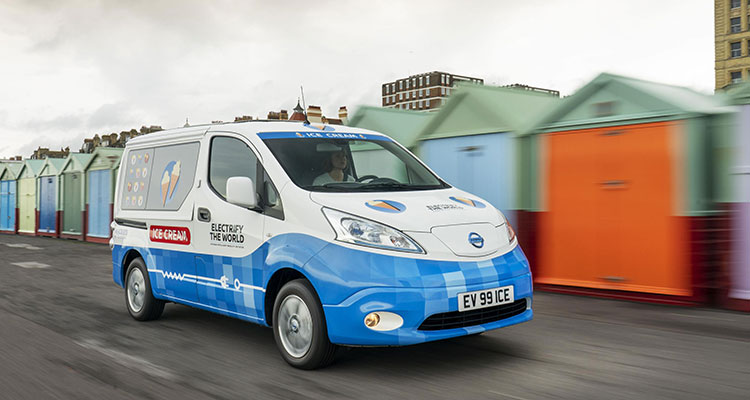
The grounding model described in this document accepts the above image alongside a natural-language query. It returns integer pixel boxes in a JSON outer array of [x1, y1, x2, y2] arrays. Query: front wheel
[[272, 279, 337, 369], [125, 258, 165, 321]]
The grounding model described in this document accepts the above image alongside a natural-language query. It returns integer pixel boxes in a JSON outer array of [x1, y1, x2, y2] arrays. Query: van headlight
[[322, 208, 424, 254], [497, 209, 517, 244]]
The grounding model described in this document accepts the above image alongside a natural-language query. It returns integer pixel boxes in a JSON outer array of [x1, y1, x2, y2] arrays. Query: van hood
[[309, 188, 504, 233]]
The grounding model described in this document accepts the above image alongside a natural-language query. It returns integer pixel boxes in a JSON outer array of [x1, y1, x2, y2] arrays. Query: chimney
[[307, 105, 323, 124], [338, 106, 348, 125]]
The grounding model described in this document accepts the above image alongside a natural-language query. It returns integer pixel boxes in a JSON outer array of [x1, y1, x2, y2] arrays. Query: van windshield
[[261, 133, 449, 192]]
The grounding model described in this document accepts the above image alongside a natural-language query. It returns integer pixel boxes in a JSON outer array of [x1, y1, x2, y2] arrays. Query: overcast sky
[[0, 0, 714, 158]]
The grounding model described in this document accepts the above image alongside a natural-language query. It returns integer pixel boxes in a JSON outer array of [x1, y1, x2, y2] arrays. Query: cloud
[[0, 0, 714, 157]]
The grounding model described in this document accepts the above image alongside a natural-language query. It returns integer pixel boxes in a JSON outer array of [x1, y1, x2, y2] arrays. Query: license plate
[[458, 285, 514, 312]]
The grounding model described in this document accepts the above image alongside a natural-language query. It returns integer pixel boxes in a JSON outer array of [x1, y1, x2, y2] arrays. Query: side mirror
[[226, 176, 257, 209]]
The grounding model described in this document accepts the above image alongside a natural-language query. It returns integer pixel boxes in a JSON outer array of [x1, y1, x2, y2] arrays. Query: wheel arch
[[121, 248, 144, 284], [264, 267, 320, 327]]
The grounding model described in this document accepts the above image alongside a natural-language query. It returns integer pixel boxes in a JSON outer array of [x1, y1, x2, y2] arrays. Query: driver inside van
[[313, 149, 355, 185]]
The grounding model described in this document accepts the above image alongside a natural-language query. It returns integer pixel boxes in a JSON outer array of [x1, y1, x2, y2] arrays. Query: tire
[[272, 279, 337, 369], [125, 257, 165, 321]]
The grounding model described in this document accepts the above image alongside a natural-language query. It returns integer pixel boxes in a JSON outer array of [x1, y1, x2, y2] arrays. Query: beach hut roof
[[418, 82, 561, 141], [83, 147, 123, 171], [722, 81, 750, 105], [61, 153, 94, 173], [524, 72, 730, 135], [18, 159, 46, 178], [347, 106, 434, 149], [39, 157, 67, 176], [0, 163, 22, 180]]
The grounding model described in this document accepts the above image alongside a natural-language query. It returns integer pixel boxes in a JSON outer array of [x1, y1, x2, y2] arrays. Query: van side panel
[[111, 232, 331, 325]]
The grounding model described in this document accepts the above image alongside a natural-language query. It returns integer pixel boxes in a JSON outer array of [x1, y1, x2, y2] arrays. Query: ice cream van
[[110, 120, 533, 369]]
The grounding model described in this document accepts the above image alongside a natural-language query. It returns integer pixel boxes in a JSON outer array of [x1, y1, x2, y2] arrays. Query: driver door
[[192, 134, 266, 320]]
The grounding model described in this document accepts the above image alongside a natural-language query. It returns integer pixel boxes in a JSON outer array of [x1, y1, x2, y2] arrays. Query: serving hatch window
[[261, 132, 449, 192]]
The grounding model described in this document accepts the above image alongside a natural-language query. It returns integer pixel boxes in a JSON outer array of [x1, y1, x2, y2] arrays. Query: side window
[[121, 142, 199, 211], [262, 170, 284, 219], [209, 136, 258, 199]]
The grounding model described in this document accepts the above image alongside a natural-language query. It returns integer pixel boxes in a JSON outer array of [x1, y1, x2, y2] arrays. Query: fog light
[[363, 311, 404, 331], [364, 312, 380, 328]]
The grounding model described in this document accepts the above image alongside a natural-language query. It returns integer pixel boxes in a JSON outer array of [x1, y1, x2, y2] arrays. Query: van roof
[[126, 120, 386, 147]]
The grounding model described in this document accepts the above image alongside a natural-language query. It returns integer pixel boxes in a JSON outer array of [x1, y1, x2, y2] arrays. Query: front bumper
[[323, 271, 533, 346]]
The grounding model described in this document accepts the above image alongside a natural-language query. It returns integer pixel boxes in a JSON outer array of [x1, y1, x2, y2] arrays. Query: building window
[[426, 76, 430, 85], [732, 17, 741, 33], [732, 71, 742, 83], [398, 93, 402, 100], [732, 41, 742, 57], [732, 0, 741, 9], [419, 77, 423, 86], [399, 81, 403, 90]]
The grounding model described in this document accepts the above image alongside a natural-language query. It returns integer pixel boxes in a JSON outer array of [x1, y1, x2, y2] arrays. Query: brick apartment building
[[381, 71, 484, 111], [715, 0, 750, 88]]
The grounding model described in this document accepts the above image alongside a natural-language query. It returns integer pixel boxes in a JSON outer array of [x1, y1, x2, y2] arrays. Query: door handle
[[601, 180, 627, 189], [197, 207, 211, 222], [600, 276, 627, 282]]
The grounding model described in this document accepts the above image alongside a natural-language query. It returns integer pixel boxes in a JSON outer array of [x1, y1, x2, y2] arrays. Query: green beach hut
[[16, 159, 45, 235], [346, 106, 434, 181], [60, 153, 93, 239]]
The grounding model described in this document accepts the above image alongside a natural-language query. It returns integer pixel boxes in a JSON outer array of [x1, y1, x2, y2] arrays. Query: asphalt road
[[0, 234, 749, 400]]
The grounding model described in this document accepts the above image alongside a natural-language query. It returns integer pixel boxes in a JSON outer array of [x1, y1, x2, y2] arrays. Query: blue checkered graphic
[[113, 233, 532, 345]]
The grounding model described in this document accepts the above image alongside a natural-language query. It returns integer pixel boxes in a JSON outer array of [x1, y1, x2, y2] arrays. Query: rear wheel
[[273, 279, 337, 369], [125, 258, 165, 321]]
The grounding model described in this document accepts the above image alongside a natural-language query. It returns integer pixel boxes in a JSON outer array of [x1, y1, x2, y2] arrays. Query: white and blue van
[[110, 121, 533, 369]]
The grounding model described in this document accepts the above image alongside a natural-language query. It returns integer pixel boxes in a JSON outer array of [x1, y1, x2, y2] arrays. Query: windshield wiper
[[359, 182, 439, 191], [304, 182, 364, 191]]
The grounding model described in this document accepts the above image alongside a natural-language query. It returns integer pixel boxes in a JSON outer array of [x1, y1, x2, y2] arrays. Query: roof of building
[[418, 82, 561, 141], [347, 106, 434, 148], [721, 81, 750, 105], [40, 157, 67, 176], [83, 147, 124, 171], [19, 159, 45, 178], [293, 100, 304, 113], [290, 100, 306, 121], [0, 163, 23, 180], [61, 153, 94, 173], [524, 72, 731, 135]]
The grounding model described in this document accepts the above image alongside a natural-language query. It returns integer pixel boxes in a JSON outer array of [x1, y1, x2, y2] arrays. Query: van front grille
[[418, 298, 527, 331]]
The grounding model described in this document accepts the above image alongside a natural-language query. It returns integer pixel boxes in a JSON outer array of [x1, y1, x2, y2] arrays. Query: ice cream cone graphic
[[160, 160, 182, 206], [161, 169, 170, 205], [168, 161, 180, 199]]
